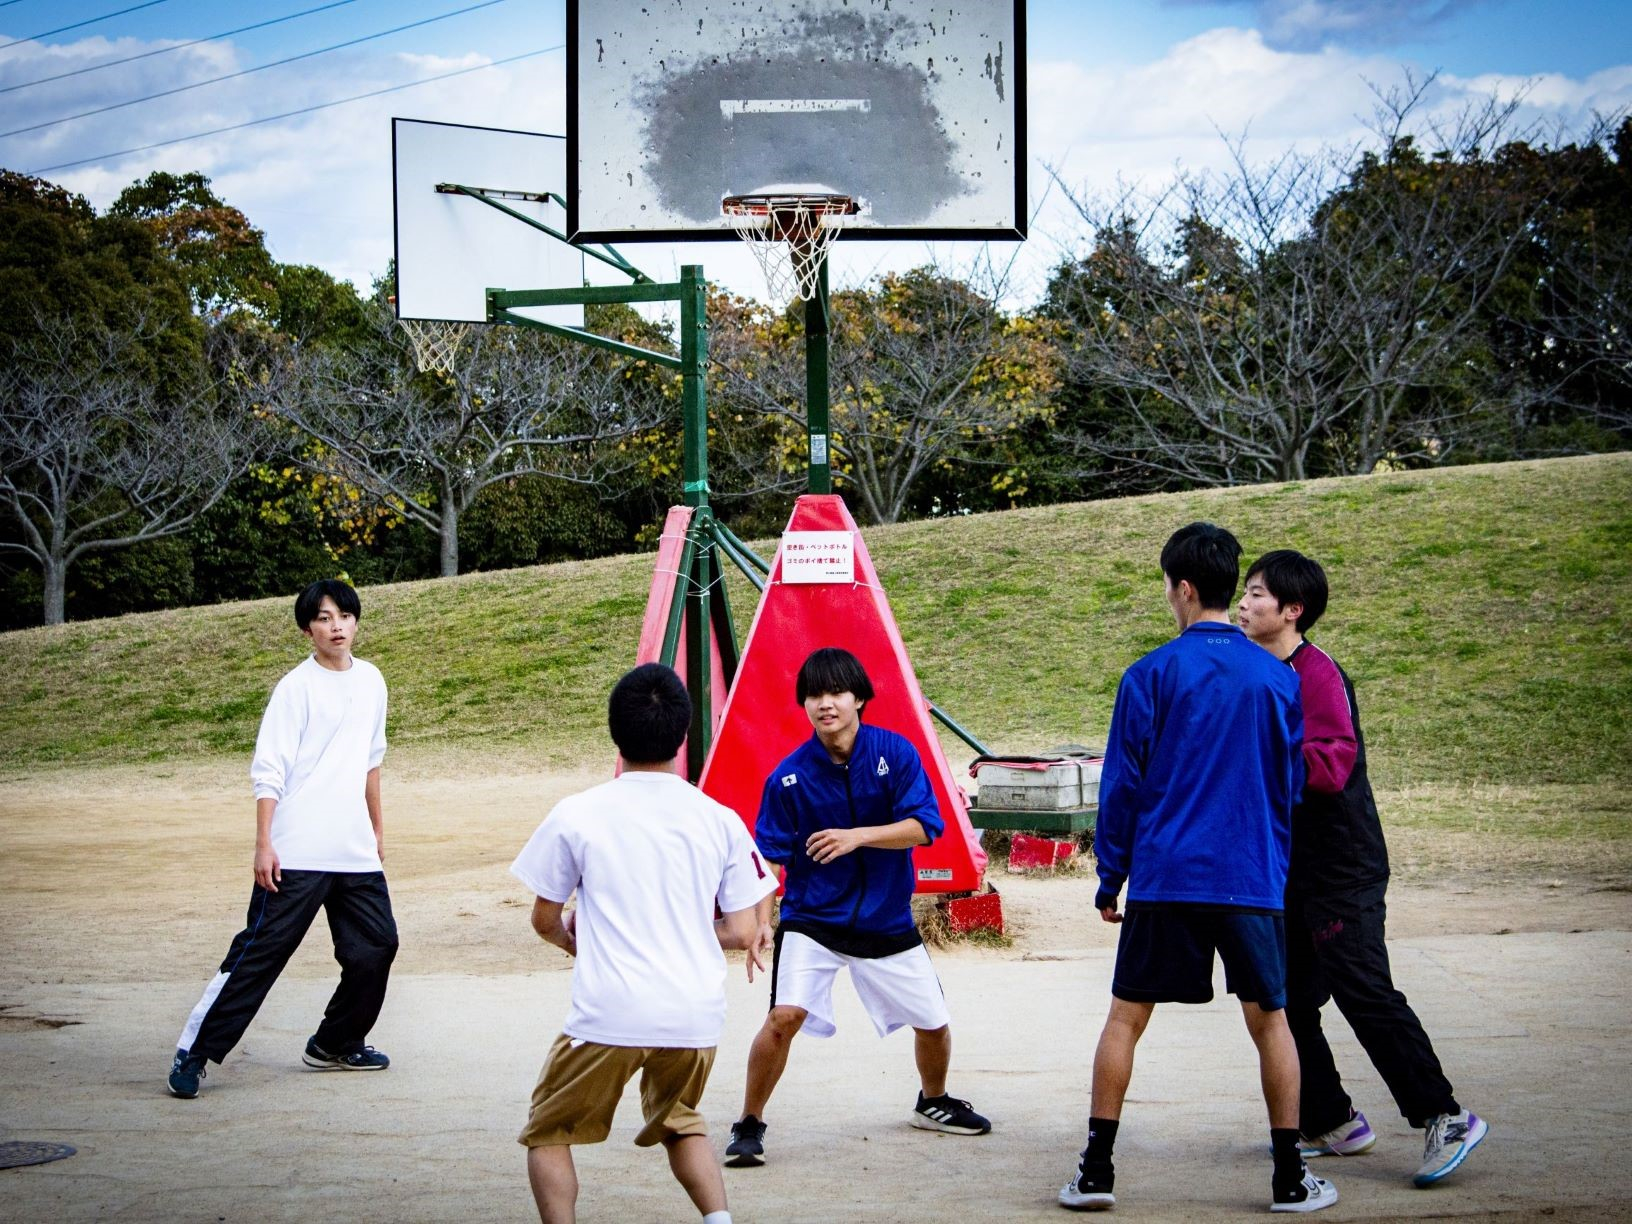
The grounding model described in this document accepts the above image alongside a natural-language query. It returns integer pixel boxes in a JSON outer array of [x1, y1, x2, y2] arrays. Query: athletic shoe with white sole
[[302, 1038, 390, 1070], [1271, 1169, 1339, 1213], [167, 1048, 208, 1098], [1413, 1110, 1487, 1187], [724, 1115, 767, 1167], [1058, 1158, 1115, 1211], [910, 1091, 991, 1135], [1300, 1110, 1377, 1158]]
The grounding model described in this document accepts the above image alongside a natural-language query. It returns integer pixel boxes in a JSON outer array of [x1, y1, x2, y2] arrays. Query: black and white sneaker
[[724, 1115, 767, 1167], [1058, 1158, 1115, 1211], [302, 1038, 390, 1070], [910, 1091, 991, 1135], [1271, 1169, 1339, 1213]]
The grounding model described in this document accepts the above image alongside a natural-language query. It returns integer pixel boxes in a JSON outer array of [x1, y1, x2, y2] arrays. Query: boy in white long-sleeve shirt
[[167, 579, 399, 1098]]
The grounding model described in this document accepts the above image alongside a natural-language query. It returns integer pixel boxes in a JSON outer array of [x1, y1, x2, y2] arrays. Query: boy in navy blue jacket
[[724, 648, 990, 1167], [1059, 523, 1336, 1215]]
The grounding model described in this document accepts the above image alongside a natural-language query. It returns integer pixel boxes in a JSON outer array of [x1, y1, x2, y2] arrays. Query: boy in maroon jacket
[[1237, 550, 1488, 1189]]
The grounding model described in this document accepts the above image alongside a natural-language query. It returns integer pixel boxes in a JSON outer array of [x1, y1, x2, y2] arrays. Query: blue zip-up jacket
[[1095, 622, 1305, 910], [755, 723, 943, 937]]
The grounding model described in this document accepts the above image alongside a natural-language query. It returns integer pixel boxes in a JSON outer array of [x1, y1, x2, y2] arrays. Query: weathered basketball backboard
[[392, 118, 586, 325], [567, 0, 1025, 243]]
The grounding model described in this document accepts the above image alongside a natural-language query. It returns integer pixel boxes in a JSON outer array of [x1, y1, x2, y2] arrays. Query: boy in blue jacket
[[1059, 523, 1335, 1215], [724, 647, 990, 1167]]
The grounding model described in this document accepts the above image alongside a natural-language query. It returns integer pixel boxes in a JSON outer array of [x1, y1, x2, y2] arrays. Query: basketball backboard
[[567, 0, 1025, 244], [392, 118, 586, 326]]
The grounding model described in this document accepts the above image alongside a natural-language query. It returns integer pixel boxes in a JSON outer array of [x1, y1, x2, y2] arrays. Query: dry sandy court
[[2, 759, 1628, 1221]]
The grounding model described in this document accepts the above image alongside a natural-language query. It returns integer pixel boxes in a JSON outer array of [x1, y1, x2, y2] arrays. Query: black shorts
[[1112, 904, 1287, 1010]]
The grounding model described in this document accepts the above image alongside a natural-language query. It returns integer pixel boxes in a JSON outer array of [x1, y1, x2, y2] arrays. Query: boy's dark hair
[[1246, 549, 1329, 635], [1159, 522, 1243, 610], [608, 663, 692, 764], [294, 578, 361, 629], [796, 647, 875, 710]]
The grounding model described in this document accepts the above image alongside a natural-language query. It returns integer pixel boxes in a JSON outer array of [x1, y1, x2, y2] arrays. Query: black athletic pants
[[179, 870, 399, 1064], [1285, 882, 1458, 1134]]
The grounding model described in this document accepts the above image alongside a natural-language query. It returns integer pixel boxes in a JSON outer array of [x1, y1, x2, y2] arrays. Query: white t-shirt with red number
[[511, 770, 778, 1048]]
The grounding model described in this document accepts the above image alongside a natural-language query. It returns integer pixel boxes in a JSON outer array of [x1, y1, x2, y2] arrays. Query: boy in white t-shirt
[[511, 663, 778, 1224], [166, 579, 398, 1099]]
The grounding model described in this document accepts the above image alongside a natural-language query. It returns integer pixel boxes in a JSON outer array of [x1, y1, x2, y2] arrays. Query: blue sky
[[2, 0, 1629, 307]]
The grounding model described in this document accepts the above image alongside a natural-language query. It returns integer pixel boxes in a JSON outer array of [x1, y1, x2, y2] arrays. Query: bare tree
[[1045, 80, 1601, 484], [0, 316, 258, 626], [266, 304, 671, 577], [710, 259, 1058, 524]]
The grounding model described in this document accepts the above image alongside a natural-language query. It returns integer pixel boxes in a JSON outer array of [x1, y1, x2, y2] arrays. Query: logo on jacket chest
[[876, 757, 889, 777]]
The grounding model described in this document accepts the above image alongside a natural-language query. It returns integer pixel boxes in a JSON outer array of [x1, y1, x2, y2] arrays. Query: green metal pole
[[679, 265, 712, 778], [804, 258, 831, 494]]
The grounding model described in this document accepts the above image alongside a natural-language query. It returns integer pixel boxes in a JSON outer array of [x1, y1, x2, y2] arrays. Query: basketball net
[[398, 317, 471, 375], [723, 193, 857, 303]]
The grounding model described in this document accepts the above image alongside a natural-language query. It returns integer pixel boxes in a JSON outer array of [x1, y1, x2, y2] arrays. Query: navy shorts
[[1111, 904, 1287, 1010]]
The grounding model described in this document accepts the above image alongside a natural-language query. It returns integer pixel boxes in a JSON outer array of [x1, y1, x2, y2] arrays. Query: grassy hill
[[3, 455, 1629, 817]]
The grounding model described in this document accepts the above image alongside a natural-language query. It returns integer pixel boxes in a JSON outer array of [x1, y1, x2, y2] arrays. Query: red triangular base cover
[[698, 495, 986, 893], [630, 505, 729, 781]]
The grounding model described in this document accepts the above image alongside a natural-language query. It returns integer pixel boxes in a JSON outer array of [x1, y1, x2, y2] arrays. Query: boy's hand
[[375, 832, 385, 864], [746, 922, 774, 982], [806, 827, 865, 863], [255, 845, 282, 892]]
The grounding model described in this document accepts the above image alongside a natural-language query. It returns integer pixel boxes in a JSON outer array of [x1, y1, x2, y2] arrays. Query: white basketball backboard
[[567, 0, 1025, 244], [392, 118, 586, 326]]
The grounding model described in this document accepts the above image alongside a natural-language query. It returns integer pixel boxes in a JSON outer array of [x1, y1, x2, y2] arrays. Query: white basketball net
[[398, 317, 471, 375], [724, 195, 855, 303]]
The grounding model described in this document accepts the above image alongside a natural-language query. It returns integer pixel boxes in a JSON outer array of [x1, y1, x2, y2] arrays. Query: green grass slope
[[3, 455, 1629, 802]]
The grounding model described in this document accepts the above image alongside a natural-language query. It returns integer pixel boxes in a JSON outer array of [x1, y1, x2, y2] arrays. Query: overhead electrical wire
[[27, 43, 560, 175], [1, 0, 362, 96], [0, 0, 178, 52], [2, 0, 510, 137]]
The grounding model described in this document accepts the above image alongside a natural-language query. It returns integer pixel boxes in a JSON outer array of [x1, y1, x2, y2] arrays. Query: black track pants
[[177, 870, 399, 1064], [1285, 883, 1458, 1134]]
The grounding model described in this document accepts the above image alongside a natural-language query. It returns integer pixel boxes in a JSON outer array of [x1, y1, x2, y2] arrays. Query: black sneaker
[[1058, 1156, 1115, 1211], [725, 1115, 767, 1167], [910, 1091, 991, 1135], [302, 1038, 390, 1070], [167, 1048, 207, 1098]]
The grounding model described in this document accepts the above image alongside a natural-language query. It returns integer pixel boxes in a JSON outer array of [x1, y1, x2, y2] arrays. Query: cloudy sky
[[3, 0, 1629, 310]]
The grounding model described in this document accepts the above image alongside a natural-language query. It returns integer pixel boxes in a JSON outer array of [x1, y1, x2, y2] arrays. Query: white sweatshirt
[[249, 655, 388, 872]]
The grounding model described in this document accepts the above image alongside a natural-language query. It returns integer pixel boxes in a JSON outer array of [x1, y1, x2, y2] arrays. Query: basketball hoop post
[[804, 258, 832, 494]]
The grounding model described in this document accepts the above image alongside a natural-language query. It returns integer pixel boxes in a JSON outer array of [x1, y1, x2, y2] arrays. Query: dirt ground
[[1, 757, 1629, 1222]]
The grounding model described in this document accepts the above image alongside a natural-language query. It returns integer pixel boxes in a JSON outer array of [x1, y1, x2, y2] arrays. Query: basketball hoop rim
[[721, 192, 859, 233]]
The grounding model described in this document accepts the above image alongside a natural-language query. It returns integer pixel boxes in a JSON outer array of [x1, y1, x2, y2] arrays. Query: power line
[[0, 0, 178, 52], [27, 44, 561, 175], [1, 0, 362, 96], [2, 0, 509, 138]]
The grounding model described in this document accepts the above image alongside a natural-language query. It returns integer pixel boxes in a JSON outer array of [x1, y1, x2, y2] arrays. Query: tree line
[[3, 95, 1627, 628]]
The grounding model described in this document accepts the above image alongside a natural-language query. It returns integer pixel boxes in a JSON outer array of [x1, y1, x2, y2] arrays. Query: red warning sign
[[698, 495, 987, 894]]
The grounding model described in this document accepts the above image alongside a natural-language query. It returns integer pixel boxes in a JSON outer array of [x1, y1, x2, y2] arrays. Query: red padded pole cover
[[631, 505, 729, 781], [697, 495, 986, 893]]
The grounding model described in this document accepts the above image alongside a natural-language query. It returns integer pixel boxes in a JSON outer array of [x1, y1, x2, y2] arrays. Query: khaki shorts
[[518, 1033, 716, 1149]]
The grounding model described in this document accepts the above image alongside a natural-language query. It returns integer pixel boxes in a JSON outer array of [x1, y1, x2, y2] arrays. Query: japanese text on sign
[[780, 530, 854, 584]]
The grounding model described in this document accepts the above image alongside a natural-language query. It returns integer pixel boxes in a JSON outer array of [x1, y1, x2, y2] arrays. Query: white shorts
[[771, 930, 951, 1039]]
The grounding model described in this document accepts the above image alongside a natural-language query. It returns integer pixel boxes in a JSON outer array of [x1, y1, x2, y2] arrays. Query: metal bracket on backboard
[[437, 184, 653, 285]]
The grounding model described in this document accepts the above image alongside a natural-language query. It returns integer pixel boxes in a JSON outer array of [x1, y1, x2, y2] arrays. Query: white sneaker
[[1414, 1110, 1488, 1187], [1300, 1110, 1377, 1158], [1058, 1163, 1115, 1211], [1271, 1170, 1338, 1213]]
